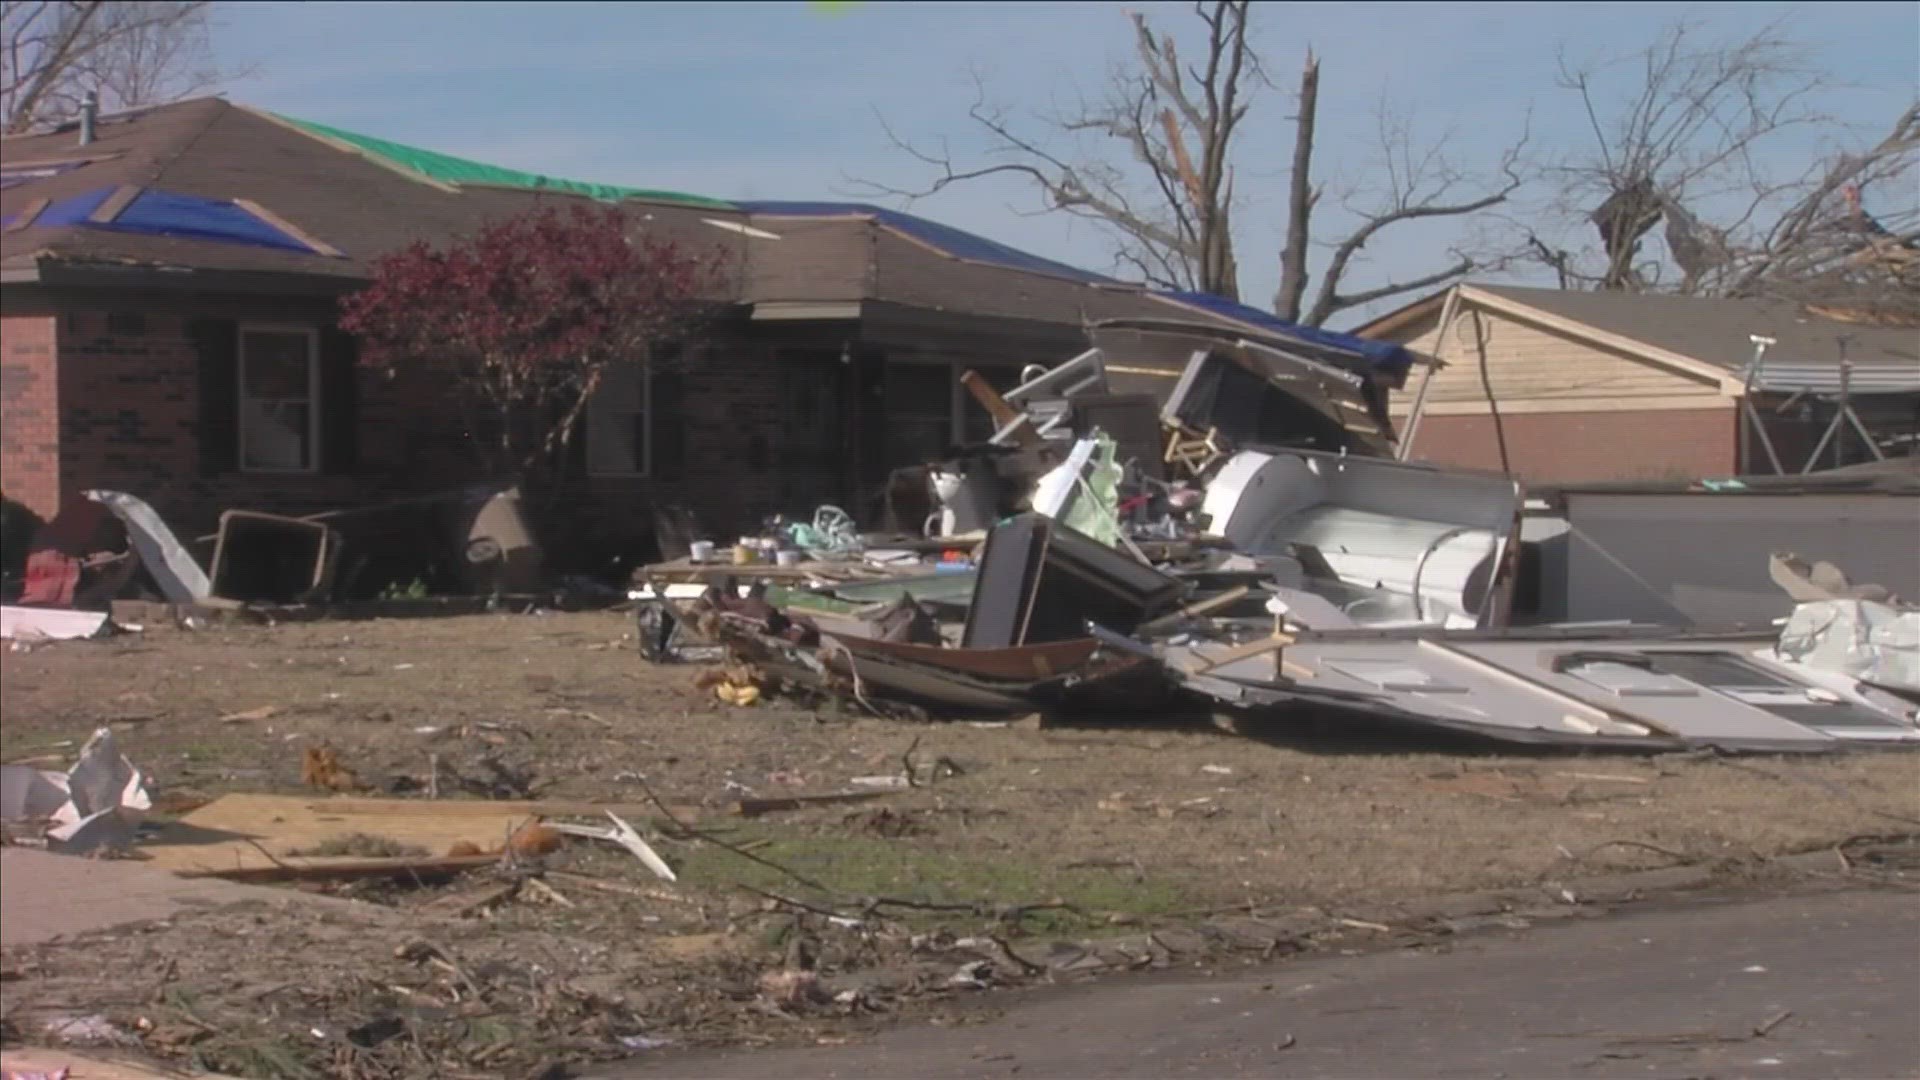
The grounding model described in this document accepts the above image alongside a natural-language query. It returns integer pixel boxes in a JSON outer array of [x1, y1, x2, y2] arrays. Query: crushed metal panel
[[1173, 638, 1657, 742], [83, 489, 209, 603], [1448, 639, 1842, 746], [1291, 640, 1657, 739], [1642, 648, 1917, 741], [1200, 449, 1523, 629]]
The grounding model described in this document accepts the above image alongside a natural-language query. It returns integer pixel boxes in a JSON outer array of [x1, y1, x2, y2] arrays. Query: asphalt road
[[602, 889, 1920, 1079]]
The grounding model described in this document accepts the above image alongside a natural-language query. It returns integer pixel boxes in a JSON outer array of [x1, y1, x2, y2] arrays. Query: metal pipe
[[78, 90, 98, 146], [1740, 334, 1782, 475]]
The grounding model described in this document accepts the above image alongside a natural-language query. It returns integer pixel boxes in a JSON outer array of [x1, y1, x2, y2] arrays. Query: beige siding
[[1386, 308, 1725, 417]]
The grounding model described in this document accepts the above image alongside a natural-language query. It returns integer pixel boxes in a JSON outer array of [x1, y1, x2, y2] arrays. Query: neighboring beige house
[[1355, 284, 1920, 484]]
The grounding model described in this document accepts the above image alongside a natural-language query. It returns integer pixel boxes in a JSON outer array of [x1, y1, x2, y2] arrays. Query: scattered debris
[[0, 607, 111, 642], [300, 744, 362, 792], [732, 791, 889, 817], [0, 728, 152, 856], [849, 775, 912, 790], [547, 811, 677, 882]]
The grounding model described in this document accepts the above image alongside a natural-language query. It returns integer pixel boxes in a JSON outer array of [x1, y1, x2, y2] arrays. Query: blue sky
[[210, 1, 1917, 326]]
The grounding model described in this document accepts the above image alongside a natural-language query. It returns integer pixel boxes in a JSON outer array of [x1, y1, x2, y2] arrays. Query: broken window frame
[[236, 323, 321, 475]]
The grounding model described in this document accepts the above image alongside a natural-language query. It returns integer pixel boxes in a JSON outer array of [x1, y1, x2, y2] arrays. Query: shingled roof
[[0, 97, 1412, 375], [1359, 282, 1918, 382]]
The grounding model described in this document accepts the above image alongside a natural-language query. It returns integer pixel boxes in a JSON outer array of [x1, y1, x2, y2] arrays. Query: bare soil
[[2, 612, 1915, 1078]]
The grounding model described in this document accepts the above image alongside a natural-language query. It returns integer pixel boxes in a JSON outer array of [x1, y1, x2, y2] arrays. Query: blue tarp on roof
[[737, 200, 1119, 285], [1150, 290, 1415, 380], [5, 186, 329, 255]]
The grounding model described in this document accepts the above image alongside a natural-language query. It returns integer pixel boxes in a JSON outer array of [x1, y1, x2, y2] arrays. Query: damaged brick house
[[1, 97, 1357, 580]]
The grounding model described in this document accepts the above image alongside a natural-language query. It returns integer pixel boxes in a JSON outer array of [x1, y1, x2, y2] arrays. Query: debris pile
[[634, 324, 1920, 752], [0, 727, 153, 855]]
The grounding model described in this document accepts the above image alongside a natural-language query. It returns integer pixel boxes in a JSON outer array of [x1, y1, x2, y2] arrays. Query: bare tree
[[1730, 104, 1920, 322], [1520, 19, 1919, 323], [1529, 20, 1836, 292], [1301, 98, 1527, 327], [2, 1, 223, 135], [858, 2, 1525, 326]]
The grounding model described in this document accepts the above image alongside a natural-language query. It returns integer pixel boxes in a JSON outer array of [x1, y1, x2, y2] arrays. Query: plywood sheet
[[133, 794, 664, 875], [0, 1047, 239, 1079]]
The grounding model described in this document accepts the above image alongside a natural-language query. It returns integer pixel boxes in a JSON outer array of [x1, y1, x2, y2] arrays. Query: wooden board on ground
[[0, 1047, 240, 1079], [133, 794, 684, 877]]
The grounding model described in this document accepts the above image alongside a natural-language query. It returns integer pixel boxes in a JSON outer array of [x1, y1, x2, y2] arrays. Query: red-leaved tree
[[339, 202, 729, 480]]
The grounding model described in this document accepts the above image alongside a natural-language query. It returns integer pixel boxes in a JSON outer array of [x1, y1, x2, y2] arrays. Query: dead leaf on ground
[[301, 744, 362, 792]]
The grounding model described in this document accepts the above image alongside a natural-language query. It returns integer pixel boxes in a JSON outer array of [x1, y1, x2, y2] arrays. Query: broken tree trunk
[[1274, 50, 1319, 322]]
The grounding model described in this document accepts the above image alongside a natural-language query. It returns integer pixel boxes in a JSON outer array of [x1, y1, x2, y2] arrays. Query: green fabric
[[766, 586, 868, 616], [1061, 432, 1124, 548], [826, 571, 979, 606], [277, 114, 735, 209]]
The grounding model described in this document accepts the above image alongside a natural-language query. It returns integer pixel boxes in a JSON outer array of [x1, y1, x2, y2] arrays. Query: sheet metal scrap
[[1153, 628, 1919, 752]]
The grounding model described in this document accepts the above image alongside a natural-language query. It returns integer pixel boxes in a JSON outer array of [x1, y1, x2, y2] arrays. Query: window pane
[[241, 400, 311, 470], [242, 332, 313, 398], [586, 365, 648, 475], [885, 362, 953, 468]]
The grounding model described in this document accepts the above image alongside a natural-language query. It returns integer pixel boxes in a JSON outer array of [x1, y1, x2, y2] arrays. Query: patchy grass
[[676, 829, 1191, 932]]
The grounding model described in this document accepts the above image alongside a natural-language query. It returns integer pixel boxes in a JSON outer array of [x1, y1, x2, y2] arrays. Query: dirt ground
[[2, 611, 1916, 1079]]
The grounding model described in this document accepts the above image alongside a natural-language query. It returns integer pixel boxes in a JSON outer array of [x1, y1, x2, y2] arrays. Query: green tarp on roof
[[277, 114, 735, 209]]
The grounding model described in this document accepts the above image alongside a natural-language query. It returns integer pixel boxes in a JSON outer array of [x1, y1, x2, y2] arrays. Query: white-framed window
[[586, 358, 652, 477], [238, 324, 320, 473]]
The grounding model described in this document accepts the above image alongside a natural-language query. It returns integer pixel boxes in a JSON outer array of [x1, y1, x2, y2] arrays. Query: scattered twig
[[1576, 839, 1695, 864], [901, 734, 923, 789], [1753, 1009, 1794, 1038], [987, 934, 1045, 976], [523, 877, 574, 908], [738, 885, 848, 921], [1336, 917, 1394, 934], [243, 838, 294, 872], [628, 772, 834, 894]]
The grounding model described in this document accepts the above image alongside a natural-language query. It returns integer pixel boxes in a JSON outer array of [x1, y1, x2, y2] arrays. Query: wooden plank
[[1185, 633, 1300, 675], [135, 794, 697, 877], [177, 853, 502, 885], [732, 791, 888, 817], [3, 196, 48, 232], [1139, 585, 1251, 631], [232, 197, 345, 257], [959, 369, 1041, 448], [0, 1047, 243, 1078], [88, 184, 143, 224]]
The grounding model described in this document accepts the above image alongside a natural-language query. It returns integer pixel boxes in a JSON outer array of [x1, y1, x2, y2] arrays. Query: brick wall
[[1407, 407, 1738, 484], [33, 299, 867, 570], [55, 309, 374, 539], [0, 314, 60, 519], [24, 292, 1069, 576]]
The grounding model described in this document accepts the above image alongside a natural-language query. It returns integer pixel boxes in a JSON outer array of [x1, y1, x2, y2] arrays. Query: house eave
[[24, 259, 369, 297]]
